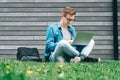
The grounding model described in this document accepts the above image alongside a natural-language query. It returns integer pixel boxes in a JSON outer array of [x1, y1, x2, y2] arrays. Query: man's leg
[[80, 39, 100, 62], [51, 40, 80, 62], [80, 39, 95, 59]]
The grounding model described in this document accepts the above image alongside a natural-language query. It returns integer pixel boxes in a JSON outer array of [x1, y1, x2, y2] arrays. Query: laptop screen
[[72, 31, 94, 46]]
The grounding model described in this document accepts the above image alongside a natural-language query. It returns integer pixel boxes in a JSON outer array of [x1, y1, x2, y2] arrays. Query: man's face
[[62, 14, 75, 27]]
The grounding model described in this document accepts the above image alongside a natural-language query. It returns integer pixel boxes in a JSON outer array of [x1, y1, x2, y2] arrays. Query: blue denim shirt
[[44, 22, 76, 61]]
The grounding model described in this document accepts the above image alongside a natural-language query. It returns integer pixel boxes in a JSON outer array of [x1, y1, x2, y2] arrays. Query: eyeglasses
[[64, 15, 75, 22]]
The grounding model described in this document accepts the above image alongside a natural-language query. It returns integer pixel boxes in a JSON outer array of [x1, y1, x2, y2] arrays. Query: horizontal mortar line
[[0, 0, 112, 2], [0, 36, 46, 40], [0, 36, 114, 40], [0, 12, 112, 16], [0, 45, 114, 49], [0, 22, 113, 26], [0, 45, 45, 49]]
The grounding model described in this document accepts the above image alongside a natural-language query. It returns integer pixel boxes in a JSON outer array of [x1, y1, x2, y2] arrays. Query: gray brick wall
[[0, 0, 118, 60]]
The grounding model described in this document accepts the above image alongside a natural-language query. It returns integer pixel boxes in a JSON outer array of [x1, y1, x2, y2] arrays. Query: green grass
[[0, 59, 119, 80]]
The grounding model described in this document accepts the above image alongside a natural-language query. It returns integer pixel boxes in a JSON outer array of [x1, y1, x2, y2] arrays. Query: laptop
[[72, 31, 94, 46]]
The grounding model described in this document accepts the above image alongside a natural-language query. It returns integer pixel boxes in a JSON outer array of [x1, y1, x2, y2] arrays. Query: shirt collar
[[57, 22, 72, 30]]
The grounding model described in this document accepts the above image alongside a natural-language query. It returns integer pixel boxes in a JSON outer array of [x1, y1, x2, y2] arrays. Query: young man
[[44, 7, 100, 62]]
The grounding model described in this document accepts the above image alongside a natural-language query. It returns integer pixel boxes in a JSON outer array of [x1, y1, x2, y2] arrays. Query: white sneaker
[[70, 58, 74, 62], [70, 57, 81, 63], [98, 58, 101, 62]]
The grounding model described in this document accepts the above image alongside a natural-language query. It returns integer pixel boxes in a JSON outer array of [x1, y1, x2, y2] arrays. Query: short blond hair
[[62, 7, 76, 16]]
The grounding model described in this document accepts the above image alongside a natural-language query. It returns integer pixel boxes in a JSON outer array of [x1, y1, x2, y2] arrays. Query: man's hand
[[67, 40, 73, 44]]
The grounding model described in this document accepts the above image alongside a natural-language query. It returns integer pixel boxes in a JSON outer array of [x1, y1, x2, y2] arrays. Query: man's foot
[[70, 56, 81, 63], [83, 57, 101, 62]]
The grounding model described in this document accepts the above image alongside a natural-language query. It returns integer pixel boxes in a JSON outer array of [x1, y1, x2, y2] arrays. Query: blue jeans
[[50, 39, 95, 62]]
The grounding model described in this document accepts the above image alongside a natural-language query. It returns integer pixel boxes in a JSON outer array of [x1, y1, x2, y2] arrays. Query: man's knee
[[58, 40, 69, 47]]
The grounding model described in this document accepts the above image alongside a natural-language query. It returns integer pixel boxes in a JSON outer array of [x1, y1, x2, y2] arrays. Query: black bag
[[17, 47, 42, 62]]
